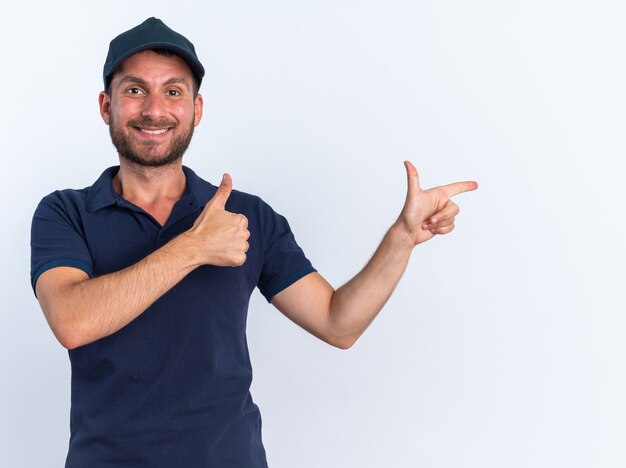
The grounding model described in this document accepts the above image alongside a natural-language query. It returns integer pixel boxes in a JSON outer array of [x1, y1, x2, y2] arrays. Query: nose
[[141, 93, 167, 120]]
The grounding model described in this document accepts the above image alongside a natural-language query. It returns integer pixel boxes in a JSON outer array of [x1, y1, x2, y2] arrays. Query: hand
[[187, 173, 250, 266], [396, 160, 478, 245]]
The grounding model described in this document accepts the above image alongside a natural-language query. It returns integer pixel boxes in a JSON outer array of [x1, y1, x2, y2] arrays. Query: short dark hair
[[106, 48, 200, 97]]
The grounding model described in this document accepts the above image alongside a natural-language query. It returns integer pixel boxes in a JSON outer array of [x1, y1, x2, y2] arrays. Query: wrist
[[388, 221, 417, 252], [167, 231, 204, 270]]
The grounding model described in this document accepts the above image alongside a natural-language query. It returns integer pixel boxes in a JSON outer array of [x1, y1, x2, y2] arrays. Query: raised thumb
[[209, 173, 232, 209], [404, 160, 422, 197]]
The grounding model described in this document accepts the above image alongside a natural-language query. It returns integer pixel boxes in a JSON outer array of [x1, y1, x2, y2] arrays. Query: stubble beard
[[109, 114, 195, 168]]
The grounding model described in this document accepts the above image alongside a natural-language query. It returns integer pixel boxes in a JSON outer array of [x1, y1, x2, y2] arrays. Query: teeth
[[140, 128, 168, 135]]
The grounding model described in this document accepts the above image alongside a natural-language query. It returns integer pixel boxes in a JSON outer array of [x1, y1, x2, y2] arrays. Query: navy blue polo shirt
[[30, 166, 315, 467]]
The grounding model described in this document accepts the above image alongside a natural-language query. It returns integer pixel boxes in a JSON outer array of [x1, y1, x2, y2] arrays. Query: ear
[[194, 93, 203, 127], [98, 91, 111, 125]]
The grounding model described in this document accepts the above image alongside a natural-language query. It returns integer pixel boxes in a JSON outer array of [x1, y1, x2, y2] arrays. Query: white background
[[1, 1, 625, 467]]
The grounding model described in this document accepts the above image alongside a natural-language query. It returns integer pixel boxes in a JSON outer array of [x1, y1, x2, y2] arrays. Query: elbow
[[37, 276, 91, 350], [333, 340, 355, 350], [45, 307, 84, 350], [51, 323, 82, 350], [328, 333, 359, 350], [59, 335, 82, 350], [324, 318, 362, 350]]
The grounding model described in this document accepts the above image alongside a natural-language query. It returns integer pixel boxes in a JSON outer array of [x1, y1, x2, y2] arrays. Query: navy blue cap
[[103, 17, 205, 90]]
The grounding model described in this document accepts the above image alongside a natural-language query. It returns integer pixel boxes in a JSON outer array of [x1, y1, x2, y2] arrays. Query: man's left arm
[[271, 161, 478, 349]]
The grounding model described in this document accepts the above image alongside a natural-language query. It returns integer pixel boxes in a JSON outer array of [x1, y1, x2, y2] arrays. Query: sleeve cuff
[[31, 259, 93, 294], [259, 264, 317, 303]]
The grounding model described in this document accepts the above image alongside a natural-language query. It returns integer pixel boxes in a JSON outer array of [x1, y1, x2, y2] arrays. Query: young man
[[31, 17, 477, 467]]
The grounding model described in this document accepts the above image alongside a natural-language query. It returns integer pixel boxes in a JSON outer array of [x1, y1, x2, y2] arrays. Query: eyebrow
[[118, 75, 191, 90]]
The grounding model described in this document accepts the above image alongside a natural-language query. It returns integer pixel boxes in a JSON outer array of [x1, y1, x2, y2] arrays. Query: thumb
[[404, 160, 421, 198], [209, 173, 232, 209]]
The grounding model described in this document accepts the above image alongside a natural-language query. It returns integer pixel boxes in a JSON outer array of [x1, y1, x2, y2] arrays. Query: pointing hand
[[397, 161, 478, 245]]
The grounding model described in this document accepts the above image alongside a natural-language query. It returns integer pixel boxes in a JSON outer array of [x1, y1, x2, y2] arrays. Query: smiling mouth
[[135, 127, 171, 136]]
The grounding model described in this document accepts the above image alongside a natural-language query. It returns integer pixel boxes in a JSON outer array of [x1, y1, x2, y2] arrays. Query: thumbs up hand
[[187, 173, 250, 266], [396, 161, 478, 246]]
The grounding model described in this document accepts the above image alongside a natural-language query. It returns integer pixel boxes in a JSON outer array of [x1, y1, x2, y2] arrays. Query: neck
[[112, 160, 187, 206]]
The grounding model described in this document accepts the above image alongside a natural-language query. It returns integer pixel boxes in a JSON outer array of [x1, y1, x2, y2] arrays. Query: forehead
[[111, 50, 195, 88]]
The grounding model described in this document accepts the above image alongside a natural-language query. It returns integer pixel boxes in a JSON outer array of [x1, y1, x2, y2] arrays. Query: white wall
[[1, 1, 624, 466]]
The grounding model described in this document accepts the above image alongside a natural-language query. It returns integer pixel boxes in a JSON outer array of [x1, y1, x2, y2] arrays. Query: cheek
[[174, 106, 196, 124], [174, 104, 191, 115], [108, 105, 123, 122]]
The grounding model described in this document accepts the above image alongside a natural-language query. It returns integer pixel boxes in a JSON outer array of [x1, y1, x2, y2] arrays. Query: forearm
[[41, 232, 200, 349], [39, 176, 250, 350], [272, 162, 476, 349], [328, 223, 414, 348]]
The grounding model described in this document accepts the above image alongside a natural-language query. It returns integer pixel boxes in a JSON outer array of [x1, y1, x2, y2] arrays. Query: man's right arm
[[35, 174, 248, 350]]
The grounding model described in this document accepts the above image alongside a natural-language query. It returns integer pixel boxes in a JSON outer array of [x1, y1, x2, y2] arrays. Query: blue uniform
[[30, 166, 315, 467]]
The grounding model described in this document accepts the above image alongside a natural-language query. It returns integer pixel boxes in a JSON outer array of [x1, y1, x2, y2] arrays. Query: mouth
[[134, 127, 172, 136]]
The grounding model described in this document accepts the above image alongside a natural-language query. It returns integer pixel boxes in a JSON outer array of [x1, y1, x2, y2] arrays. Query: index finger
[[440, 180, 479, 198]]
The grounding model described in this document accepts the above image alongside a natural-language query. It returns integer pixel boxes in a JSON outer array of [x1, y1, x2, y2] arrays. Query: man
[[30, 17, 477, 467]]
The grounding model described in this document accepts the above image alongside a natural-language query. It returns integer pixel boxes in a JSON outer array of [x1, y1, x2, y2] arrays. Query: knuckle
[[442, 223, 455, 234], [441, 218, 455, 227]]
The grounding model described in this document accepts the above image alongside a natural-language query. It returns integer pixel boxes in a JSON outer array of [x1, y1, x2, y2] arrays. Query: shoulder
[[34, 166, 119, 217], [39, 186, 90, 205], [34, 187, 90, 220], [184, 166, 274, 213], [227, 188, 268, 213]]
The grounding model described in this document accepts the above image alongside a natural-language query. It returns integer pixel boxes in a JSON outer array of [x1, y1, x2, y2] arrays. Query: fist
[[188, 173, 250, 266]]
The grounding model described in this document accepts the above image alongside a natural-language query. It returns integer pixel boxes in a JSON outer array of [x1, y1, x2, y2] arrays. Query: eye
[[167, 89, 182, 96], [126, 87, 144, 95]]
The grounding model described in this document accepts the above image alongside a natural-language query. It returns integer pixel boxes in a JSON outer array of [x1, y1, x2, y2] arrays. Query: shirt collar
[[86, 165, 217, 213], [182, 165, 216, 208]]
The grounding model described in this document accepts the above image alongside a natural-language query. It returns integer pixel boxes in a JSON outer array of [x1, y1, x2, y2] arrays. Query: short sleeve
[[256, 201, 316, 302], [30, 192, 94, 294]]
